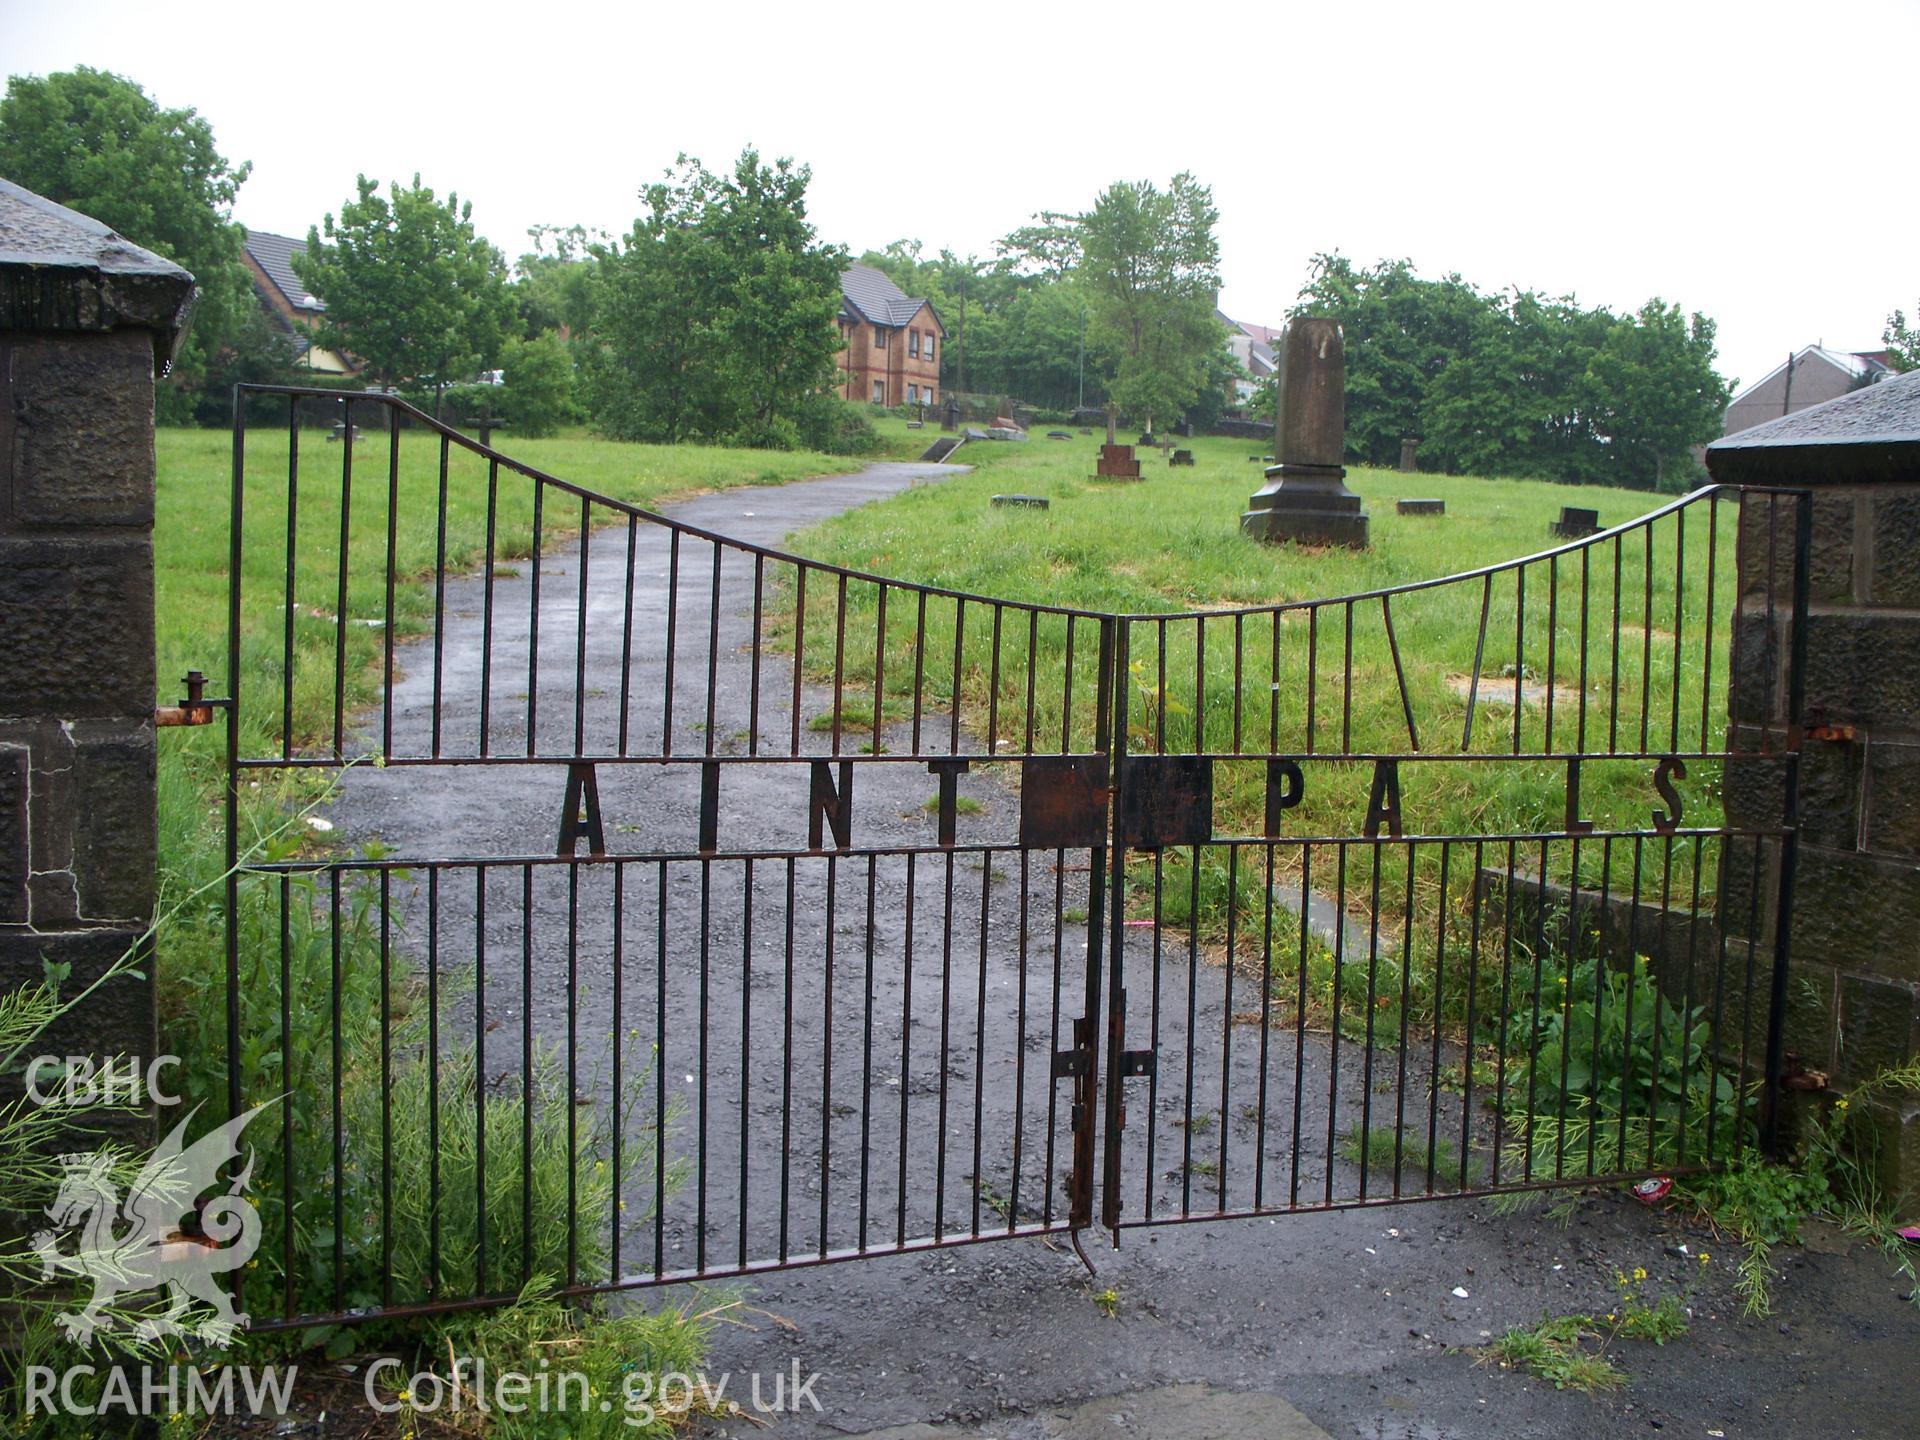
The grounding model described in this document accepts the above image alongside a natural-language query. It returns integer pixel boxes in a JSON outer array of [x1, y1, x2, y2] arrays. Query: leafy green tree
[[1582, 300, 1729, 490], [515, 224, 599, 339], [1423, 290, 1612, 481], [1070, 174, 1222, 430], [1886, 306, 1919, 373], [1293, 254, 1490, 466], [1297, 253, 1729, 488], [0, 67, 259, 421], [496, 331, 576, 436], [294, 175, 515, 411], [583, 150, 845, 448]]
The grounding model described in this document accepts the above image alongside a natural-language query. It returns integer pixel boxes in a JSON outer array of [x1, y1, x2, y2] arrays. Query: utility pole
[[957, 258, 969, 398], [1077, 299, 1086, 411]]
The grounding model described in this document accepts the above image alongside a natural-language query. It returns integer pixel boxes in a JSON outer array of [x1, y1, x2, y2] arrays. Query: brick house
[[241, 228, 356, 375], [835, 264, 945, 408], [1722, 344, 1892, 437]]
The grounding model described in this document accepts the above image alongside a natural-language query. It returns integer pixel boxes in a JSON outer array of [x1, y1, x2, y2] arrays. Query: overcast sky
[[7, 0, 1913, 392]]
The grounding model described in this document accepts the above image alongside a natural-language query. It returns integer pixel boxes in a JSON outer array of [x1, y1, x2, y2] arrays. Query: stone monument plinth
[[1242, 318, 1369, 548]]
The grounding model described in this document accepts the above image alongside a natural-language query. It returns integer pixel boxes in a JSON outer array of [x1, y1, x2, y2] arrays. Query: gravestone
[[1169, 449, 1195, 467], [992, 494, 1050, 509], [1094, 443, 1142, 481], [1397, 497, 1444, 515], [1399, 436, 1420, 472], [1242, 319, 1370, 547], [942, 397, 960, 432], [1550, 506, 1601, 538]]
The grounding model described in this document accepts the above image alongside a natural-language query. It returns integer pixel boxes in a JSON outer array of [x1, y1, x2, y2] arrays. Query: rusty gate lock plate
[[1019, 756, 1110, 849], [1116, 756, 1213, 848]]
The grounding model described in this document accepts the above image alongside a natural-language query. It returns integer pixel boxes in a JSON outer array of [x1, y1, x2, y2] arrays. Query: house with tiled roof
[[1722, 344, 1892, 437], [1218, 310, 1280, 404], [835, 264, 945, 408], [241, 228, 356, 375]]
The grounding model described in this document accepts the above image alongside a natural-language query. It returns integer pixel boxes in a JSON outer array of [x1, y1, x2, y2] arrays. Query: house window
[[872, 380, 885, 404], [874, 328, 886, 350], [925, 334, 936, 364], [926, 385, 936, 405], [908, 330, 920, 358], [909, 384, 919, 404]]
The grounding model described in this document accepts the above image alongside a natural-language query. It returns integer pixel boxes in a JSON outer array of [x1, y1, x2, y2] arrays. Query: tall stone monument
[[1241, 318, 1369, 547]]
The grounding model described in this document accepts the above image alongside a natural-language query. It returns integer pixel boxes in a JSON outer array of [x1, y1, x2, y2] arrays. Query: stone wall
[[1708, 371, 1920, 1207], [0, 180, 195, 1126]]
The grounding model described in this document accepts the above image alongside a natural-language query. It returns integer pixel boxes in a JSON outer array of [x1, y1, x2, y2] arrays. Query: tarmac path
[[329, 459, 1919, 1440]]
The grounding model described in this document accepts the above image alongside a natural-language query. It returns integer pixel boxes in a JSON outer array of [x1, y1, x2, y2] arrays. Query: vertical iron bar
[[1761, 493, 1811, 1156], [479, 459, 499, 757], [661, 530, 679, 755], [332, 410, 354, 760], [381, 408, 399, 759], [619, 518, 638, 755]]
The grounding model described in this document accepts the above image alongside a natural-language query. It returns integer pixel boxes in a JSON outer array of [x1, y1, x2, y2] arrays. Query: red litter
[[1897, 1226, 1920, 1244], [1632, 1176, 1673, 1204]]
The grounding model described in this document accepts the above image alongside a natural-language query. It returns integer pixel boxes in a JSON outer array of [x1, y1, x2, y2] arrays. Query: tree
[[1293, 255, 1491, 467], [294, 175, 515, 410], [1886, 306, 1919, 373], [1582, 300, 1729, 489], [1423, 290, 1612, 481], [515, 224, 599, 339], [495, 331, 576, 436], [1294, 252, 1730, 489], [583, 150, 846, 448], [0, 67, 259, 421], [1071, 174, 1222, 430]]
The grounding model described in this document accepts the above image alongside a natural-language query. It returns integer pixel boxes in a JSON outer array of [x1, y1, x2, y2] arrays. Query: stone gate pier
[[1710, 369, 1920, 1207], [0, 179, 196, 1123]]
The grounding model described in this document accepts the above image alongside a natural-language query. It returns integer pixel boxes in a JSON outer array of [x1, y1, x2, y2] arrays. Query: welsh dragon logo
[[31, 1102, 272, 1346]]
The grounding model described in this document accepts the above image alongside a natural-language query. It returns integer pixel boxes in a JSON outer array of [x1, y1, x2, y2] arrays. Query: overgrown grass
[[776, 433, 1741, 932], [1338, 1124, 1482, 1189], [146, 421, 892, 1378]]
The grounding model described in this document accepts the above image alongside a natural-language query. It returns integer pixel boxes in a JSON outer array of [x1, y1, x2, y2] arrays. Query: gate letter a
[[558, 762, 607, 857]]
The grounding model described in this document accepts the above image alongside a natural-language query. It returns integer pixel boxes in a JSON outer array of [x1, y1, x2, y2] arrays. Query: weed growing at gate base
[[1682, 1060, 1920, 1316], [1481, 1261, 1695, 1392]]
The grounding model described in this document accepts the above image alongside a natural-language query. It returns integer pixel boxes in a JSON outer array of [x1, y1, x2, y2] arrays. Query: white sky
[[6, 0, 1914, 393]]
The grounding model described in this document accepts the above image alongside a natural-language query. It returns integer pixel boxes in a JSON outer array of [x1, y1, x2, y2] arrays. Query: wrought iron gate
[[220, 386, 1808, 1329]]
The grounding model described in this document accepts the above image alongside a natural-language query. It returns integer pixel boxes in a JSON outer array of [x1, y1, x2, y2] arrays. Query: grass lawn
[[153, 419, 928, 877], [775, 430, 1744, 928]]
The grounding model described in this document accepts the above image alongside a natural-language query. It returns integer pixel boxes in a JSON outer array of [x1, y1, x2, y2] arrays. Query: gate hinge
[[155, 669, 230, 727], [1052, 1048, 1089, 1079], [1117, 1049, 1156, 1079]]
